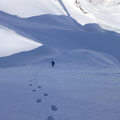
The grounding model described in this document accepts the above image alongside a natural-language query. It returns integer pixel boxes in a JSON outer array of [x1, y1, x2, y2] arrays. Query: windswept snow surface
[[0, 26, 42, 57]]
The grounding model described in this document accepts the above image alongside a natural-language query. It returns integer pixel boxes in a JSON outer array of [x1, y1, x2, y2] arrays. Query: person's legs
[[52, 63, 54, 67]]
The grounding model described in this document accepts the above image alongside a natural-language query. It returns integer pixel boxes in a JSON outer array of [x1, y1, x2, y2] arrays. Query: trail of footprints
[[28, 78, 58, 120]]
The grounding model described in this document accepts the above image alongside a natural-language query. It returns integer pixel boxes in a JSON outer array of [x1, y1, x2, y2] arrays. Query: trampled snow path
[[0, 65, 120, 120]]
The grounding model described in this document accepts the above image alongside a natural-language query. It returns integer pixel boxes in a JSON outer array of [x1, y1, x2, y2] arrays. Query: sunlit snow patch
[[0, 0, 66, 18], [0, 26, 42, 57], [80, 0, 120, 32]]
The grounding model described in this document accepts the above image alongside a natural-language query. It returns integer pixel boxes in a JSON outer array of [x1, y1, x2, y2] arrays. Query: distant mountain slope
[[0, 0, 66, 17], [0, 11, 120, 60], [0, 0, 120, 32], [0, 0, 120, 66]]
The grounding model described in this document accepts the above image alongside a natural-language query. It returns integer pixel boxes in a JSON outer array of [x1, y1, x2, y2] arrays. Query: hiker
[[50, 60, 55, 67]]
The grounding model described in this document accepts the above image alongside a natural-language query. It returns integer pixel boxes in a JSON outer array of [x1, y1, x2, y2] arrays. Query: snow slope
[[0, 0, 66, 17], [0, 0, 120, 58], [0, 10, 120, 60], [0, 25, 42, 57], [0, 46, 60, 68], [0, 47, 119, 69], [52, 49, 120, 68], [60, 0, 120, 32], [79, 0, 120, 32], [0, 0, 120, 32]]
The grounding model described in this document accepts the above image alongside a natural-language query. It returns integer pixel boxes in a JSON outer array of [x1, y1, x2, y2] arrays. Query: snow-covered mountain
[[0, 0, 120, 63], [1, 1, 120, 120], [0, 0, 120, 32]]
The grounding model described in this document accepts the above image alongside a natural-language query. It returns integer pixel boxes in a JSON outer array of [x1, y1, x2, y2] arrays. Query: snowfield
[[0, 65, 120, 120], [0, 0, 120, 120], [0, 46, 120, 120]]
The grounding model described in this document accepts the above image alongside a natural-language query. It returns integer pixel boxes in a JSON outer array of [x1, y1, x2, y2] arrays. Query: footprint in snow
[[47, 116, 55, 120], [51, 105, 58, 111], [38, 86, 42, 89], [29, 83, 33, 86], [32, 89, 37, 92], [36, 99, 42, 103], [43, 93, 48, 96]]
